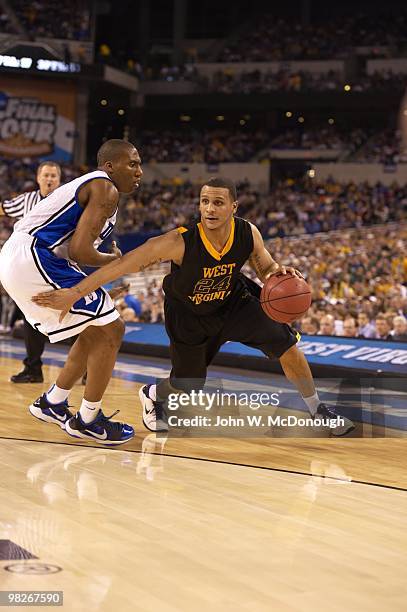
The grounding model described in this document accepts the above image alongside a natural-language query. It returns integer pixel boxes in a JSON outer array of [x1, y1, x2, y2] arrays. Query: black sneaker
[[29, 394, 73, 429], [139, 385, 168, 432], [65, 410, 135, 445], [315, 403, 355, 437], [11, 369, 44, 383]]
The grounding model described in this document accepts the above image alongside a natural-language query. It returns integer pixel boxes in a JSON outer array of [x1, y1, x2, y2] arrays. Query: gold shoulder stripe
[[177, 226, 188, 234]]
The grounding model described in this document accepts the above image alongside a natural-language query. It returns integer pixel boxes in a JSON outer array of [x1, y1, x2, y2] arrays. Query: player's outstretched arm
[[248, 223, 302, 283], [32, 230, 185, 317]]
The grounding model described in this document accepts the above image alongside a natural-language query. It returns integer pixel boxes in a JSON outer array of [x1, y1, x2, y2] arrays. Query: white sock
[[79, 399, 102, 423], [303, 391, 320, 416], [148, 384, 157, 402], [46, 383, 70, 405]]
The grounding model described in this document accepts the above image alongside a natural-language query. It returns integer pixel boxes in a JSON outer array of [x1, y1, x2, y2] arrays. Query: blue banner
[[123, 324, 407, 375]]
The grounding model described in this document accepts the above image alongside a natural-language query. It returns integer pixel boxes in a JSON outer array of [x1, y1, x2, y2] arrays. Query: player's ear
[[232, 200, 238, 212]]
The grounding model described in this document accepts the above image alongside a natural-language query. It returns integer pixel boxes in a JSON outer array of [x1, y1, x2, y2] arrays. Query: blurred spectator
[[391, 315, 407, 341], [123, 288, 142, 318], [0, 7, 17, 33], [342, 317, 358, 337], [300, 316, 320, 335], [374, 315, 393, 340], [357, 312, 376, 338], [318, 314, 336, 336], [121, 307, 138, 322], [98, 43, 112, 63]]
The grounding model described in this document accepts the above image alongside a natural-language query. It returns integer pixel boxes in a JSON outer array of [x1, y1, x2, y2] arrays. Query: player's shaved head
[[96, 139, 142, 194], [97, 139, 136, 166]]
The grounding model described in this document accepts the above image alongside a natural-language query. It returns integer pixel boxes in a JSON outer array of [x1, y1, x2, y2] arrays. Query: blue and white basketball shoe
[[315, 403, 355, 436], [65, 410, 135, 445], [139, 385, 169, 432], [29, 394, 73, 429]]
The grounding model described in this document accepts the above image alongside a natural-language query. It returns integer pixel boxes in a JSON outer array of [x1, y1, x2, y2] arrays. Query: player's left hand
[[110, 240, 122, 259]]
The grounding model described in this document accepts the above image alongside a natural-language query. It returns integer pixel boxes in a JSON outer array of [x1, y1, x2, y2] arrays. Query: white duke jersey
[[14, 170, 117, 260]]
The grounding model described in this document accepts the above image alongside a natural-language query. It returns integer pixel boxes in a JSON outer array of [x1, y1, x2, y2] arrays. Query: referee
[[0, 161, 61, 383]]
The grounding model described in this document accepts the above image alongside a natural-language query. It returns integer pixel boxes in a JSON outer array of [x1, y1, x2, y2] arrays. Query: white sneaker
[[139, 385, 168, 432]]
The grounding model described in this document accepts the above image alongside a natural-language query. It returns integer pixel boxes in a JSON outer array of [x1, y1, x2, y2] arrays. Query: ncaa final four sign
[[0, 77, 76, 161]]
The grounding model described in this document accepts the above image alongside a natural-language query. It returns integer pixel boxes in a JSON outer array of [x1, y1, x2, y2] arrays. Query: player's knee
[[279, 343, 300, 363], [171, 376, 206, 394]]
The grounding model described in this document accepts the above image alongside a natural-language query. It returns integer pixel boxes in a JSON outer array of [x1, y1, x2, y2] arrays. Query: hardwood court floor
[[0, 347, 406, 611]]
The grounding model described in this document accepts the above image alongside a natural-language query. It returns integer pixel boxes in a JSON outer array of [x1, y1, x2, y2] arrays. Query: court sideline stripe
[[0, 435, 406, 493]]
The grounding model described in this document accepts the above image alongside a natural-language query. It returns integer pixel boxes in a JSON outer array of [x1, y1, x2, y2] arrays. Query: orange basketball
[[260, 273, 312, 324]]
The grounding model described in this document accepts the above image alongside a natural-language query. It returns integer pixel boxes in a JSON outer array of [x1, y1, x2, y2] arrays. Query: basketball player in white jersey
[[0, 161, 61, 383], [0, 139, 142, 445]]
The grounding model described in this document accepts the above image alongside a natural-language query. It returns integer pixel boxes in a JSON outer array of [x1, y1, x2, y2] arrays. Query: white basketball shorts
[[0, 232, 120, 343]]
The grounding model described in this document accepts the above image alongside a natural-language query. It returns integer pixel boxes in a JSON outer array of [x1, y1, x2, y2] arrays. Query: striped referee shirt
[[2, 189, 43, 219]]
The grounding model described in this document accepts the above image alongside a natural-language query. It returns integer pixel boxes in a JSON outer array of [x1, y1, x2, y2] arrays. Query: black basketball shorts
[[164, 280, 300, 383]]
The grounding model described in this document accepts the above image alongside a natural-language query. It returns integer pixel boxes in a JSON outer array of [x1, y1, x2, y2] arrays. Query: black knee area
[[156, 376, 206, 401]]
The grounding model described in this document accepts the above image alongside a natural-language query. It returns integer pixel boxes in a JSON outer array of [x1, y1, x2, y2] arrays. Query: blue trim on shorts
[[32, 239, 106, 317]]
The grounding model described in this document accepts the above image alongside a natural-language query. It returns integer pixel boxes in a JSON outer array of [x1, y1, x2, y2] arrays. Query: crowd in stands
[[209, 69, 407, 94], [266, 225, 407, 341], [117, 177, 407, 238], [252, 178, 407, 237], [116, 126, 368, 165], [136, 129, 269, 163], [118, 63, 407, 95], [353, 128, 407, 164], [266, 127, 367, 153], [210, 69, 345, 94], [218, 12, 407, 62], [95, 39, 407, 96], [11, 0, 91, 40]]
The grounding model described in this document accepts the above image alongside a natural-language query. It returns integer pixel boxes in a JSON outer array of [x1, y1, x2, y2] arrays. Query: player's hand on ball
[[32, 288, 78, 322], [268, 265, 303, 279], [110, 240, 122, 259]]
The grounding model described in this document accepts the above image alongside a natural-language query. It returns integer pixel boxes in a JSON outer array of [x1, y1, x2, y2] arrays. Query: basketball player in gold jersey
[[33, 177, 355, 437]]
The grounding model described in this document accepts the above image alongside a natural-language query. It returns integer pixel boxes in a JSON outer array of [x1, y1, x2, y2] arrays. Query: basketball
[[260, 273, 312, 324]]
